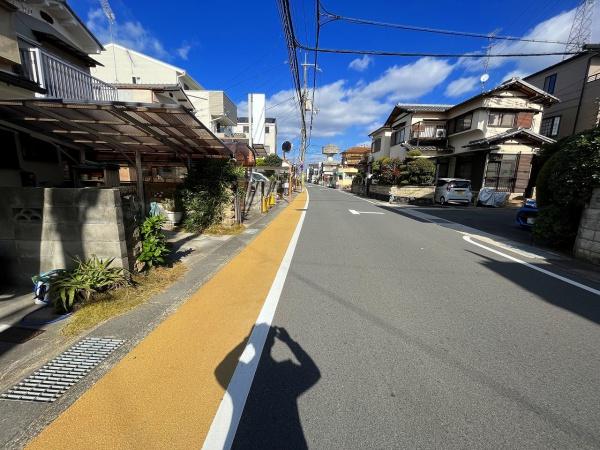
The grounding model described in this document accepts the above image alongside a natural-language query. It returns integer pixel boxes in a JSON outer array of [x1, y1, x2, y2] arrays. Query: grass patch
[[62, 263, 187, 337], [204, 223, 245, 236]]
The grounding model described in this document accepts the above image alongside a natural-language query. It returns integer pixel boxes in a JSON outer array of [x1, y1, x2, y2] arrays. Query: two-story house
[[341, 146, 369, 170], [524, 44, 600, 140], [0, 0, 114, 187], [370, 78, 557, 195], [368, 125, 392, 162]]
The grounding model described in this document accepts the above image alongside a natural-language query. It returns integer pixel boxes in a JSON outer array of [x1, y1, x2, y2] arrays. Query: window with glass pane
[[488, 111, 515, 127], [540, 117, 560, 136], [551, 116, 560, 136], [543, 74, 557, 94], [372, 138, 381, 152], [456, 113, 472, 132], [392, 126, 405, 145]]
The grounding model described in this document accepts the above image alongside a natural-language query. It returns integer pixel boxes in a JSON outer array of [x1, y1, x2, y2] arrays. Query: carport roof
[[0, 98, 232, 163]]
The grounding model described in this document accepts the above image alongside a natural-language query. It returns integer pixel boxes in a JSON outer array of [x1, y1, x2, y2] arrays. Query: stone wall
[[0, 187, 130, 286], [357, 184, 435, 204], [574, 187, 600, 265], [351, 183, 366, 195]]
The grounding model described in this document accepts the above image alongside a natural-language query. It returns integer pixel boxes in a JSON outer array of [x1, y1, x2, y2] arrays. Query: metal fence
[[19, 48, 117, 102]]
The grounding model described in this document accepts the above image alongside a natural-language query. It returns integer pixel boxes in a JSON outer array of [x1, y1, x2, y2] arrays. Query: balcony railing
[[19, 47, 117, 102], [410, 121, 447, 141]]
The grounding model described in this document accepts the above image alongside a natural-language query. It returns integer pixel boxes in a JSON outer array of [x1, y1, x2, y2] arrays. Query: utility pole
[[300, 53, 320, 191]]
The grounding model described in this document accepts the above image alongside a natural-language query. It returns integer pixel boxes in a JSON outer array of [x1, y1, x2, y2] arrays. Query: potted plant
[[161, 197, 183, 224]]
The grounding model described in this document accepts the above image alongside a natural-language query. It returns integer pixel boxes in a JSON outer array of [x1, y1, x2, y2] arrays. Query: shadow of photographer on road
[[215, 324, 320, 450]]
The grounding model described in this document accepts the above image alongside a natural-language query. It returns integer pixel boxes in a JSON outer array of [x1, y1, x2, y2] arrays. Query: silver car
[[434, 178, 473, 205]]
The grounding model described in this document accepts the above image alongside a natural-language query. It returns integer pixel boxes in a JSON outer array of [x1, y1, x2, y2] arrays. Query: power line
[[277, 0, 306, 134], [266, 95, 296, 110], [319, 3, 571, 45], [294, 42, 578, 58], [306, 0, 321, 151]]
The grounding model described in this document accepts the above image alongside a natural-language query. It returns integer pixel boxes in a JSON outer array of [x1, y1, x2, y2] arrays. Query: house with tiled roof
[[369, 78, 558, 195], [341, 146, 370, 169]]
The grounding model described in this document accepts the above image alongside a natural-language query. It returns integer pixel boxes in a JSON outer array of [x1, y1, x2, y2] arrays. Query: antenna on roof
[[481, 28, 501, 92], [100, 0, 118, 82], [564, 0, 596, 58]]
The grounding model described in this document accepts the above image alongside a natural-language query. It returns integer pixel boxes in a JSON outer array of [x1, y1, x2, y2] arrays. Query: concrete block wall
[[0, 187, 130, 286], [390, 186, 435, 200], [574, 187, 600, 265]]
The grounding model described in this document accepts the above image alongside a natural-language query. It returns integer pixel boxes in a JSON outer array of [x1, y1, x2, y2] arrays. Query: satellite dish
[[480, 73, 490, 83]]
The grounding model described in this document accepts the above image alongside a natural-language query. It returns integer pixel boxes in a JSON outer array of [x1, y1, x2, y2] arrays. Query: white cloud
[[349, 55, 373, 72], [458, 2, 600, 77], [263, 57, 453, 143], [176, 44, 192, 60], [86, 8, 169, 59], [444, 76, 479, 97]]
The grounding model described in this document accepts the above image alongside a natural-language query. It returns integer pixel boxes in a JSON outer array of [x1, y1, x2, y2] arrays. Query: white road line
[[463, 235, 600, 296], [349, 209, 384, 215], [202, 191, 310, 450]]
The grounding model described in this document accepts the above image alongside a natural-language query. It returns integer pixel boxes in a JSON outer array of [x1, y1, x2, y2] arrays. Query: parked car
[[516, 198, 538, 229], [434, 178, 473, 205]]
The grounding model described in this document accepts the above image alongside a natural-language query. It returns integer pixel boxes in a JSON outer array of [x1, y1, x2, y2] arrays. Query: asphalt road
[[414, 205, 534, 246], [233, 186, 600, 449]]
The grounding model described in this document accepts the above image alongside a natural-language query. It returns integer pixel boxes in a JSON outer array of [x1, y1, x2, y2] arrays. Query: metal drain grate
[[1, 337, 123, 403]]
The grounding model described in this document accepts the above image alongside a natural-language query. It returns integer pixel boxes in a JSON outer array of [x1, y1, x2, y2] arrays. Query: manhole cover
[[0, 326, 44, 343], [1, 337, 123, 403]]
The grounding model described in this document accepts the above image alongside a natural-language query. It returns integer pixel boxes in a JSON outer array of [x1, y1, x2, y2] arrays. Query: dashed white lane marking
[[202, 191, 310, 450], [463, 235, 600, 296]]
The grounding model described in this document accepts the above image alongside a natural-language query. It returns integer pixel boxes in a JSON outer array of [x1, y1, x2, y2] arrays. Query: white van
[[434, 178, 473, 205]]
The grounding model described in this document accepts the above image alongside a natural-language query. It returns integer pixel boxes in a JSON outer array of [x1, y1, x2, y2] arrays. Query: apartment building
[[370, 78, 557, 194], [524, 44, 600, 140], [232, 116, 278, 155], [92, 43, 237, 135]]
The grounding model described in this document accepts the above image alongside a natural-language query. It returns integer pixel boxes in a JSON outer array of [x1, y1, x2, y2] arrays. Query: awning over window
[[0, 98, 232, 163]]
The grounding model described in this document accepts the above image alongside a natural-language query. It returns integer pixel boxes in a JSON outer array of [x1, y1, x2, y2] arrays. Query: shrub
[[406, 149, 422, 158], [372, 157, 403, 185], [406, 158, 436, 186], [180, 160, 239, 232], [263, 153, 283, 167], [137, 215, 170, 270], [533, 127, 600, 249], [50, 256, 129, 312]]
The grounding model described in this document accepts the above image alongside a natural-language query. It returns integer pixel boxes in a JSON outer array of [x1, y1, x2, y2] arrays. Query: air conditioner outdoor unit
[[436, 129, 447, 138]]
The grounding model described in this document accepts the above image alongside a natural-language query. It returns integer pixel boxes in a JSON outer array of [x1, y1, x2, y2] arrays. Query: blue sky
[[71, 0, 598, 162]]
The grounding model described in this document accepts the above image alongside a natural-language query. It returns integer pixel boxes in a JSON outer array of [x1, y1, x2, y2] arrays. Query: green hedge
[[533, 128, 600, 249]]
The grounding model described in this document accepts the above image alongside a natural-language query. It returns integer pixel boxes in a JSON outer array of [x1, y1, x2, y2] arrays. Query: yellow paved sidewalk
[[27, 192, 307, 450]]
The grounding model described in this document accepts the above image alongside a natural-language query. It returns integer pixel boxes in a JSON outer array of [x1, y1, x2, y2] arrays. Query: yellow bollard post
[[269, 192, 276, 206]]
